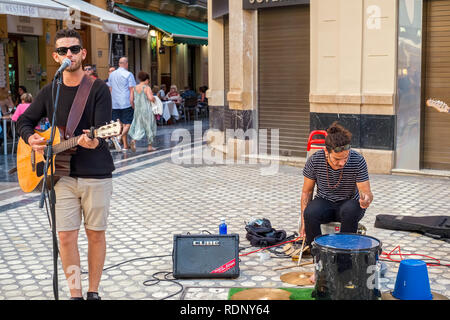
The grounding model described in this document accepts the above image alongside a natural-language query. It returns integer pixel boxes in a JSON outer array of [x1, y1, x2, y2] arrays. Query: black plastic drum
[[311, 233, 382, 300]]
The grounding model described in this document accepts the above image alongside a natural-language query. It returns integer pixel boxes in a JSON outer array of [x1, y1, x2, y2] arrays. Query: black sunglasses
[[55, 45, 82, 56], [329, 144, 351, 153]]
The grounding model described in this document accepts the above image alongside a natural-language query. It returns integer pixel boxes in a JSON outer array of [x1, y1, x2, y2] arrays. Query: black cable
[[81, 254, 173, 274], [143, 271, 184, 300], [80, 254, 185, 300]]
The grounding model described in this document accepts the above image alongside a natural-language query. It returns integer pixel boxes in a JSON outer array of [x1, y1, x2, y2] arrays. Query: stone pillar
[[206, 0, 225, 109], [223, 1, 258, 159], [310, 0, 397, 173], [227, 0, 257, 128]]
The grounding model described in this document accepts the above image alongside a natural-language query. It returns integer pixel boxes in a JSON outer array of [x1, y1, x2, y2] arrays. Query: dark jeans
[[304, 197, 365, 246]]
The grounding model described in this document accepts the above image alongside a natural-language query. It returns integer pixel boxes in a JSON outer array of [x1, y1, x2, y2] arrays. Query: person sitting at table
[[0, 87, 14, 115], [12, 93, 33, 121], [167, 85, 181, 104], [198, 86, 208, 106], [181, 86, 197, 100], [11, 93, 46, 131], [157, 84, 167, 101]]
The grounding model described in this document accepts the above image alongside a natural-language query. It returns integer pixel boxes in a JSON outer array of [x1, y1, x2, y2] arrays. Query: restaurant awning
[[53, 0, 148, 39], [0, 0, 69, 20], [116, 4, 208, 46]]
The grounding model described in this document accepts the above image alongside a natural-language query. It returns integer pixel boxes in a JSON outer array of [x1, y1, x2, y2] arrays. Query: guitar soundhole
[[36, 162, 44, 177]]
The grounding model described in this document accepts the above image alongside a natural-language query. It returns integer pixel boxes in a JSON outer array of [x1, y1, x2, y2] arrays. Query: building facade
[[0, 0, 208, 104], [0, 0, 147, 102], [113, 0, 209, 93], [207, 0, 450, 174]]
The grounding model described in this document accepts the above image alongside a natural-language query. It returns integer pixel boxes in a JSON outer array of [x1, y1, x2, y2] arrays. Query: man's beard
[[65, 59, 82, 73]]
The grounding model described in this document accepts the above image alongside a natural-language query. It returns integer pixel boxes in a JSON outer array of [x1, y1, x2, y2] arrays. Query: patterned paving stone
[[0, 144, 449, 300]]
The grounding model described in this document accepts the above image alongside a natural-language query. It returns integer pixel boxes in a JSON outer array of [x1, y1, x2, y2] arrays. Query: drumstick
[[274, 261, 313, 271], [297, 237, 306, 266]]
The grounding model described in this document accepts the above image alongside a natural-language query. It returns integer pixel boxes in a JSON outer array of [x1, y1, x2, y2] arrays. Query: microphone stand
[[39, 70, 64, 301]]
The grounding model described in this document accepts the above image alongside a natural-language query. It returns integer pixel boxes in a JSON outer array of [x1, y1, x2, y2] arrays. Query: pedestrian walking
[[107, 57, 136, 151], [129, 71, 157, 152]]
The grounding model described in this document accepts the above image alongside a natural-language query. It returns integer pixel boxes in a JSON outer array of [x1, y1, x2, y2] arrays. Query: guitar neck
[[52, 131, 96, 155]]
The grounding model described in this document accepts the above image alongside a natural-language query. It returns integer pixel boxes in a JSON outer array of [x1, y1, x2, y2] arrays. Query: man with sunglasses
[[17, 28, 114, 300], [300, 122, 373, 252], [84, 64, 97, 79]]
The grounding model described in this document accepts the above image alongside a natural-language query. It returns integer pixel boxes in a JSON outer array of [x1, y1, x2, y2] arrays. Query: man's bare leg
[[85, 229, 106, 294], [121, 124, 131, 149], [58, 230, 82, 298], [310, 272, 316, 284]]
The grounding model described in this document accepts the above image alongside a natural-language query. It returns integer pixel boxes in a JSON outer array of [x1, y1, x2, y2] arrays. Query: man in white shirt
[[107, 57, 136, 151]]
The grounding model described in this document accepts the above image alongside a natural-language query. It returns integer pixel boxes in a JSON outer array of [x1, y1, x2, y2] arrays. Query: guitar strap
[[59, 75, 96, 139], [55, 75, 96, 177]]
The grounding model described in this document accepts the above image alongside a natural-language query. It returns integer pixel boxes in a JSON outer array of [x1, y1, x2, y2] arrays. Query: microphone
[[55, 58, 71, 77]]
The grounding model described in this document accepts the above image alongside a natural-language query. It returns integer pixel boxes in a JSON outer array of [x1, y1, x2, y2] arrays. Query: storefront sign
[[243, 0, 309, 10], [0, 3, 39, 17], [7, 16, 43, 36]]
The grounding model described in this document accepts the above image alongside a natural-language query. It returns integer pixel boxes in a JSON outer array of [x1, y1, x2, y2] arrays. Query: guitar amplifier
[[172, 234, 240, 279]]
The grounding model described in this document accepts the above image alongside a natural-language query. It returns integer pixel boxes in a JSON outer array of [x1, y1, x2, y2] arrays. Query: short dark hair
[[325, 121, 352, 152], [137, 71, 150, 82], [55, 28, 83, 47]]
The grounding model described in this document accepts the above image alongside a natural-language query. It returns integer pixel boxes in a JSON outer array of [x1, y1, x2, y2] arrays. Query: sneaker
[[69, 296, 84, 300], [86, 292, 101, 300]]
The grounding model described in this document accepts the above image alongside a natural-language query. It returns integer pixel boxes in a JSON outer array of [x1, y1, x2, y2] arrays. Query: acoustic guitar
[[426, 98, 450, 113], [17, 121, 122, 193]]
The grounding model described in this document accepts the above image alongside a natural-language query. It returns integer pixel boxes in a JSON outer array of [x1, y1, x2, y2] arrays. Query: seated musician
[[300, 122, 373, 248]]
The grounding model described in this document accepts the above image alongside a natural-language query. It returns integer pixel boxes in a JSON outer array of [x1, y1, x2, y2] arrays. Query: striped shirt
[[303, 149, 369, 202]]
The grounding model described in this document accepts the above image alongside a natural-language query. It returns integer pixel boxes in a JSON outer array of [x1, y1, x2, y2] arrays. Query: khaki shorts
[[54, 176, 113, 232]]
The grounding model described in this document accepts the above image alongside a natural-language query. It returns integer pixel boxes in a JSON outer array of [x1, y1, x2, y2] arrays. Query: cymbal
[[280, 272, 314, 286], [381, 291, 449, 300], [231, 288, 291, 300]]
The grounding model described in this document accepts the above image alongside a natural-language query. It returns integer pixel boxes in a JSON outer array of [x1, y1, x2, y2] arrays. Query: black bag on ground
[[245, 218, 287, 247], [374, 214, 450, 240]]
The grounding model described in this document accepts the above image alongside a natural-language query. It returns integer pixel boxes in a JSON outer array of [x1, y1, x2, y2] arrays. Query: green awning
[[116, 4, 208, 46]]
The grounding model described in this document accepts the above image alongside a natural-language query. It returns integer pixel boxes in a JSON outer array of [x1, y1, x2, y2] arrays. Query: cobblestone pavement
[[0, 122, 449, 300]]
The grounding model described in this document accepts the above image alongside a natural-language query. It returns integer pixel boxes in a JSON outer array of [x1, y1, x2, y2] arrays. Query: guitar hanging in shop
[[17, 121, 122, 193], [426, 98, 450, 113]]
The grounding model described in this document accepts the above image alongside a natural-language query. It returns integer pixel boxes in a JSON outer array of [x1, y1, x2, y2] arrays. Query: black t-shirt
[[17, 78, 115, 179]]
